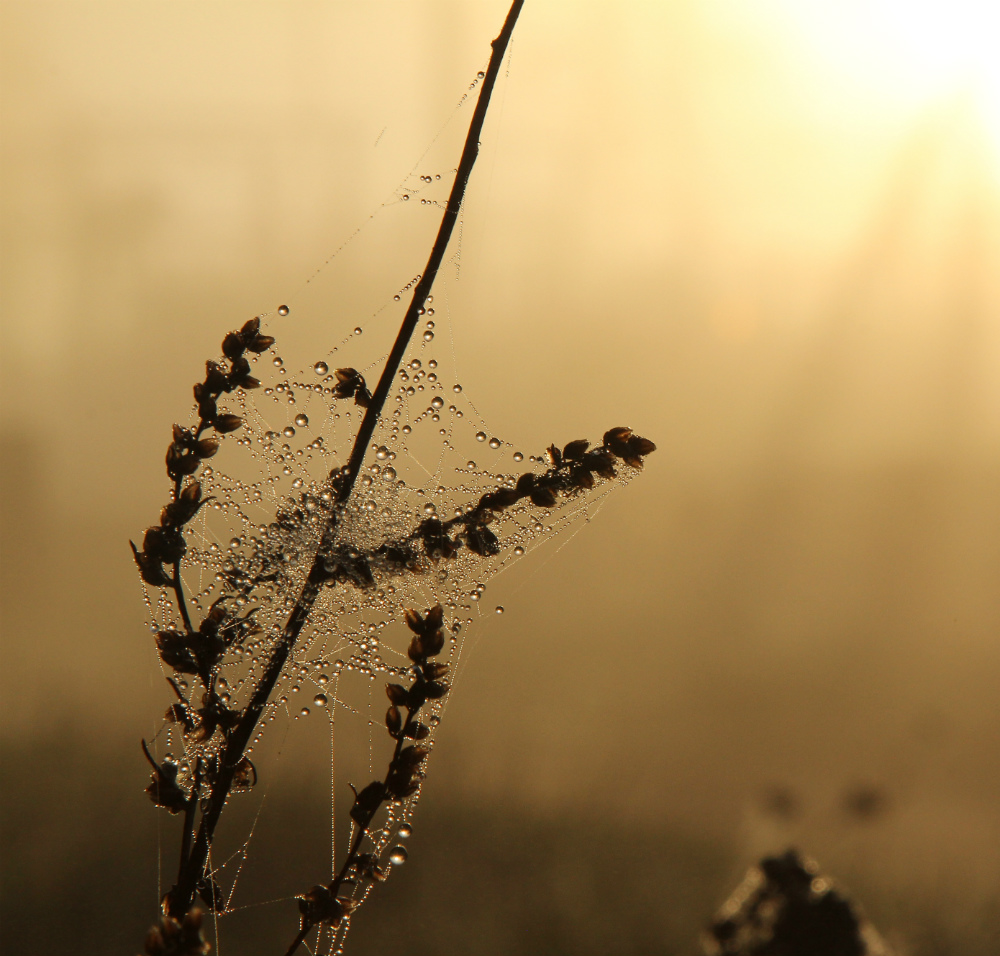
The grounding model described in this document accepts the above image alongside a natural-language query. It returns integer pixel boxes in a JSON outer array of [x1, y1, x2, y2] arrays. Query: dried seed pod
[[349, 780, 387, 825], [422, 680, 449, 700], [529, 485, 558, 508], [629, 435, 656, 456], [214, 414, 243, 433], [603, 426, 633, 458], [195, 438, 219, 458], [396, 744, 429, 768], [221, 331, 245, 360], [587, 452, 617, 479], [466, 525, 500, 556], [404, 721, 430, 740], [130, 541, 171, 587], [141, 740, 189, 814], [198, 878, 225, 913], [515, 472, 536, 495], [562, 438, 590, 460], [423, 662, 449, 680], [546, 443, 562, 467], [385, 705, 402, 738], [232, 757, 257, 791], [143, 526, 187, 563], [298, 885, 350, 926], [247, 333, 275, 353], [572, 466, 595, 489], [386, 683, 410, 706], [156, 630, 199, 675], [204, 361, 229, 393], [239, 317, 261, 340]]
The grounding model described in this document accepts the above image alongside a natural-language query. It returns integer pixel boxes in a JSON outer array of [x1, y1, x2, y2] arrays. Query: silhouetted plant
[[132, 3, 655, 953]]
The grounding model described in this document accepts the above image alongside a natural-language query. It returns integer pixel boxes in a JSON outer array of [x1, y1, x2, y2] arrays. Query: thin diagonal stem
[[165, 0, 525, 919]]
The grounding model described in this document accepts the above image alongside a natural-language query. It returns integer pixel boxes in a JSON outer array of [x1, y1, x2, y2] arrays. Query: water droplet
[[514, 546, 525, 556], [299, 707, 310, 717], [383, 466, 397, 480], [273, 357, 283, 367], [375, 446, 390, 460], [513, 452, 524, 462], [423, 331, 434, 342], [423, 502, 436, 515], [283, 426, 295, 437], [354, 327, 363, 335], [277, 305, 289, 316], [431, 397, 444, 410], [295, 413, 309, 427], [488, 437, 501, 449], [314, 361, 329, 375], [402, 425, 412, 435], [495, 606, 504, 615], [467, 461, 476, 470], [397, 824, 412, 839], [453, 384, 462, 393], [389, 846, 408, 865], [475, 432, 487, 442], [313, 694, 328, 707]]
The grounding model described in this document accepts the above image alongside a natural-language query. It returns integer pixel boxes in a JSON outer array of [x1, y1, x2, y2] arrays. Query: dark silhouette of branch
[[160, 0, 527, 926]]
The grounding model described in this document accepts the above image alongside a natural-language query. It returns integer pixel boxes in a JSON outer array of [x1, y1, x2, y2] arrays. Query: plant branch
[[164, 0, 525, 924]]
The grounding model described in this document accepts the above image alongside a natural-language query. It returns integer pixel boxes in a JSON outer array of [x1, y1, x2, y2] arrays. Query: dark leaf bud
[[529, 485, 558, 508], [562, 439, 590, 460], [195, 438, 219, 458], [221, 332, 244, 360], [386, 683, 410, 705], [404, 721, 430, 740], [349, 780, 387, 825], [240, 317, 261, 339], [386, 705, 402, 737], [466, 526, 501, 556], [214, 414, 243, 433], [232, 757, 257, 791], [425, 605, 444, 630], [247, 334, 275, 353], [422, 680, 449, 700], [629, 435, 657, 456], [515, 472, 536, 495]]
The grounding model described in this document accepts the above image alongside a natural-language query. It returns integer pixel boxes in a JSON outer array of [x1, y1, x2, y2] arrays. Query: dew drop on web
[[314, 361, 329, 375], [389, 846, 408, 865], [277, 305, 289, 316]]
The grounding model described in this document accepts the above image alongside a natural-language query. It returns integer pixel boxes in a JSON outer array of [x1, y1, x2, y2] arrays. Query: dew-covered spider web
[[138, 58, 650, 956]]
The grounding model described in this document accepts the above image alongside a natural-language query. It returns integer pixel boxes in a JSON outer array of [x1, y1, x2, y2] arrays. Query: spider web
[[139, 59, 644, 956]]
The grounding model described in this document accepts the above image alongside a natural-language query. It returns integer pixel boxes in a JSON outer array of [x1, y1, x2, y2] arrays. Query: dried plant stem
[[164, 0, 525, 922]]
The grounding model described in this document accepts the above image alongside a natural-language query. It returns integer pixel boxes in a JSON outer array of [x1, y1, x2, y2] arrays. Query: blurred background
[[2, 1, 999, 953]]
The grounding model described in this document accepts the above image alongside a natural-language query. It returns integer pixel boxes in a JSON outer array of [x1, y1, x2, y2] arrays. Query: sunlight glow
[[776, 0, 1000, 151]]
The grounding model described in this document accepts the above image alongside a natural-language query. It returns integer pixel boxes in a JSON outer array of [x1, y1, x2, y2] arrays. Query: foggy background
[[2, 2, 999, 954]]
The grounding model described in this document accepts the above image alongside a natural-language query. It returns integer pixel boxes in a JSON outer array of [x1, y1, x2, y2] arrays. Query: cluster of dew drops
[[156, 299, 619, 772]]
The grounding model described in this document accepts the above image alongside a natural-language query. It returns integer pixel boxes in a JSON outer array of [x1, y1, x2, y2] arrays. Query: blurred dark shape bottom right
[[703, 849, 891, 956]]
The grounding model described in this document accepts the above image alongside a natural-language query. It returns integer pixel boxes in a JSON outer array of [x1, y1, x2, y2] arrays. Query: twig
[[163, 0, 526, 922]]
